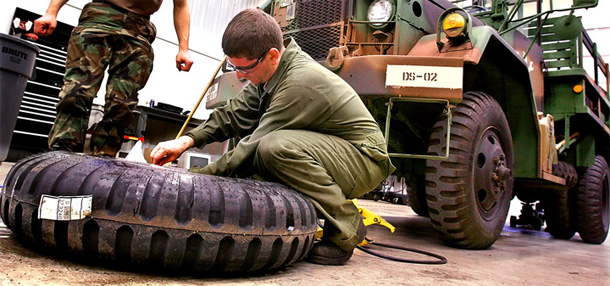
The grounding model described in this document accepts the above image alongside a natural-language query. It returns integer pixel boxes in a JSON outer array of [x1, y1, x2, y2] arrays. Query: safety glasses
[[227, 51, 268, 74]]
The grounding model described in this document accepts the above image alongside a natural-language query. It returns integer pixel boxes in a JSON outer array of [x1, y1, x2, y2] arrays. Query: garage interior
[[0, 0, 608, 285]]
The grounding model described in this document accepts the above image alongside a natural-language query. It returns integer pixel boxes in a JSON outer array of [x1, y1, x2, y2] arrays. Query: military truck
[[206, 0, 609, 249]]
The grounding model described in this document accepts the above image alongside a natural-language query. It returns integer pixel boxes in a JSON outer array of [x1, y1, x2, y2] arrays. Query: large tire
[[1, 151, 317, 273], [425, 92, 514, 249], [542, 189, 575, 239], [553, 161, 579, 188], [542, 161, 578, 240], [406, 177, 429, 217], [575, 155, 609, 244]]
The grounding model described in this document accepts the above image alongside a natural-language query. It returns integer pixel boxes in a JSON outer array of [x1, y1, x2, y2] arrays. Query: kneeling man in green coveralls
[[151, 9, 395, 265]]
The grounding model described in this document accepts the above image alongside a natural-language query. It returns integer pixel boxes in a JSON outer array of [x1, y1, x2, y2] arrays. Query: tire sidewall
[[466, 97, 514, 236], [577, 156, 610, 243]]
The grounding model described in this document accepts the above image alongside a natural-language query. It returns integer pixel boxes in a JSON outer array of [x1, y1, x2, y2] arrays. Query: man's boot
[[306, 216, 366, 265]]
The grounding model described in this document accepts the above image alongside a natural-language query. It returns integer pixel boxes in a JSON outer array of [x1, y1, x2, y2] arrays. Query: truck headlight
[[367, 0, 394, 28], [436, 8, 472, 51], [442, 13, 466, 38]]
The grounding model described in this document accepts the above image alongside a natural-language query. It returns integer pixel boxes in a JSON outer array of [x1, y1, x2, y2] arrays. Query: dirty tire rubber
[[407, 178, 429, 217], [425, 92, 514, 249], [0, 151, 317, 273], [576, 155, 609, 244], [543, 162, 577, 239], [552, 161, 579, 189], [542, 189, 575, 239]]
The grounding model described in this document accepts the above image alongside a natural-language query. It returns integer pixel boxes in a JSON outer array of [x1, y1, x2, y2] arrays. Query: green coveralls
[[186, 39, 395, 251]]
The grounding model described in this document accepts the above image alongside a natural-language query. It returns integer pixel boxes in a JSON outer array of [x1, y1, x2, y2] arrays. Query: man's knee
[[56, 94, 93, 117], [257, 131, 291, 165], [106, 98, 137, 127]]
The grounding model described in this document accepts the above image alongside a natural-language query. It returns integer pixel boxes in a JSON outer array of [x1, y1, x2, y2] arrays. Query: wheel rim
[[473, 127, 512, 221]]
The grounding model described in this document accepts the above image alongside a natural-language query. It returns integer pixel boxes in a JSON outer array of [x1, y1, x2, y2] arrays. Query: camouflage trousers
[[48, 2, 156, 157]]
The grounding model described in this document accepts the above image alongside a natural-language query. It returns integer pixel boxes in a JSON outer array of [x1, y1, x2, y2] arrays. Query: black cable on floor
[[357, 241, 448, 265], [317, 220, 447, 264]]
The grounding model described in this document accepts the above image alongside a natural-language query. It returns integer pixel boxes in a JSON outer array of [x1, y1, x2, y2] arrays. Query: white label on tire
[[38, 195, 92, 221], [385, 65, 463, 89]]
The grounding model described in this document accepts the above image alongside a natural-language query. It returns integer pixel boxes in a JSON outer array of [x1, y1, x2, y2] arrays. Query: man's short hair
[[222, 9, 284, 60]]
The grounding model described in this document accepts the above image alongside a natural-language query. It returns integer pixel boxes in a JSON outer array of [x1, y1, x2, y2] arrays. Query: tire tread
[[1, 151, 316, 273]]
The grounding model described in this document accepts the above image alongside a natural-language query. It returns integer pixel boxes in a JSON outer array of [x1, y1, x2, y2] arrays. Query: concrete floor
[[0, 161, 608, 286]]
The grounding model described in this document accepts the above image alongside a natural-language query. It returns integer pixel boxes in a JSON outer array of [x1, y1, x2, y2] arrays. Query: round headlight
[[367, 0, 394, 27], [442, 13, 466, 38]]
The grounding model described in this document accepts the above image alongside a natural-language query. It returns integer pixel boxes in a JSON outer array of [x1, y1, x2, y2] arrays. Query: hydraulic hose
[[357, 242, 448, 265]]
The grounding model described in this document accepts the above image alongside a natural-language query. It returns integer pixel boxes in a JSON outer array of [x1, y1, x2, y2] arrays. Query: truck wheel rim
[[474, 127, 510, 220]]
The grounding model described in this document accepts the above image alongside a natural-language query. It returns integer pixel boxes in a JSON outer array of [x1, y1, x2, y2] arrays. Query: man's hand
[[150, 136, 195, 165], [34, 0, 67, 36], [176, 50, 193, 71], [33, 14, 58, 36]]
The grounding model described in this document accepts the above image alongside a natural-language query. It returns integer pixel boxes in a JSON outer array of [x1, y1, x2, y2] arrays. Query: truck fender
[[409, 26, 542, 178]]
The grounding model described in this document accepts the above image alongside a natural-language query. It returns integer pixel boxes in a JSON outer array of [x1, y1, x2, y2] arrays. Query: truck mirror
[[572, 0, 598, 8]]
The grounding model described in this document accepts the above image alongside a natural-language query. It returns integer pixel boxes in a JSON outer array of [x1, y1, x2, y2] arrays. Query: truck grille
[[281, 0, 346, 61]]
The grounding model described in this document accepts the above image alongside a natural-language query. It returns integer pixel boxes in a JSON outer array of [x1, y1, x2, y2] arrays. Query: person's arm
[[33, 0, 68, 36], [173, 0, 193, 71], [201, 84, 333, 176], [186, 83, 262, 148], [151, 83, 260, 166]]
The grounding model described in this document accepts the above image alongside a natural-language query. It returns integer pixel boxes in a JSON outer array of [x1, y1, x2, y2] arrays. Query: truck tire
[[542, 190, 575, 239], [575, 155, 609, 244], [1, 151, 317, 273], [542, 161, 577, 239], [406, 178, 429, 217], [426, 92, 514, 249], [553, 161, 579, 188]]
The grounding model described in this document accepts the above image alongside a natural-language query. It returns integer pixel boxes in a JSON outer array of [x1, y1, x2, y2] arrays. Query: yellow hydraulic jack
[[353, 199, 395, 246], [314, 199, 447, 264], [315, 199, 395, 245]]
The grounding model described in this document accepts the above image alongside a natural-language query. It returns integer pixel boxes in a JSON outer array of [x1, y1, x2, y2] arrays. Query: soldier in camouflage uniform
[[34, 0, 193, 157]]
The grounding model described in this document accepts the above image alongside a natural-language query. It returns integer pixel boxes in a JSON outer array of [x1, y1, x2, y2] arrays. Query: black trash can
[[0, 33, 40, 162]]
